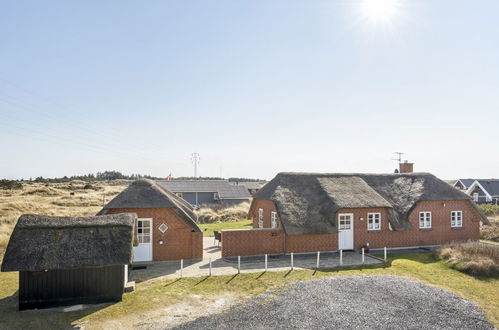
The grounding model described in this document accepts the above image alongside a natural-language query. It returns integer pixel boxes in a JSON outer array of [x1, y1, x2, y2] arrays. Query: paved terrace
[[131, 238, 385, 282]]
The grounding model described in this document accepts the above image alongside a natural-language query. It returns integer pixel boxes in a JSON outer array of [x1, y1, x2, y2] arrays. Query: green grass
[[1, 253, 498, 329], [199, 219, 252, 237], [482, 239, 499, 246]]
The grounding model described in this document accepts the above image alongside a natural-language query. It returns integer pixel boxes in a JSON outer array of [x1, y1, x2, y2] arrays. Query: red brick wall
[[221, 229, 285, 257], [344, 200, 481, 249], [105, 208, 203, 261], [228, 199, 483, 257], [285, 234, 337, 253], [249, 199, 281, 229]]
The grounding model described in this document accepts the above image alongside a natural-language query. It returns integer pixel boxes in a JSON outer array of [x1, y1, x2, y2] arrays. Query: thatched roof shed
[[98, 179, 201, 232], [1, 213, 136, 272], [254, 172, 489, 235]]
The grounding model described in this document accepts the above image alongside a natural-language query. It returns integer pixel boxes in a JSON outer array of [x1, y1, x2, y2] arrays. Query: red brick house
[[221, 172, 489, 257], [98, 179, 202, 262]]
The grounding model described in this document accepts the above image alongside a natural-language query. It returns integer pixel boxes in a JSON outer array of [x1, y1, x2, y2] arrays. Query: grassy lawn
[[199, 219, 252, 236], [0, 252, 498, 329]]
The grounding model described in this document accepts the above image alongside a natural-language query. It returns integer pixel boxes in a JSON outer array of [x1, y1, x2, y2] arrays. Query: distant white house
[[453, 179, 475, 190], [465, 179, 499, 204]]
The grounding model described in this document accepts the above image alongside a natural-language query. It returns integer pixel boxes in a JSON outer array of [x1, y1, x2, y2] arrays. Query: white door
[[338, 213, 354, 250], [133, 218, 153, 262]]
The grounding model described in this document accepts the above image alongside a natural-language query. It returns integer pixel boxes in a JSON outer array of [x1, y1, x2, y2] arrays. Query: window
[[367, 213, 381, 231], [214, 192, 219, 200], [338, 214, 352, 230], [158, 223, 169, 233], [419, 212, 432, 229], [137, 219, 151, 243], [473, 193, 479, 202], [258, 208, 264, 228], [271, 211, 278, 228], [451, 211, 463, 227], [175, 192, 183, 198]]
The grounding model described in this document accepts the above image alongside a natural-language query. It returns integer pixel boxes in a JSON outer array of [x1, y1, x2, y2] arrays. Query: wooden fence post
[[209, 257, 212, 276], [316, 251, 320, 269], [384, 247, 387, 262], [180, 259, 183, 278], [291, 252, 294, 270], [340, 249, 343, 266], [362, 248, 365, 264], [238, 256, 241, 274], [265, 254, 268, 272]]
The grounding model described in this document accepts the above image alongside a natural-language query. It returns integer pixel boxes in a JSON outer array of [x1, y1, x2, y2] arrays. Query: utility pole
[[191, 152, 200, 178]]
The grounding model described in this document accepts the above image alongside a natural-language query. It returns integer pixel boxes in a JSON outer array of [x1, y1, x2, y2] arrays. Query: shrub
[[481, 218, 499, 242], [196, 202, 250, 223], [478, 204, 499, 216], [0, 180, 22, 190], [437, 241, 499, 277], [83, 183, 94, 190]]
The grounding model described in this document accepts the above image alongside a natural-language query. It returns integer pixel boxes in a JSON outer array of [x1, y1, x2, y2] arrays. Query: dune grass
[[437, 241, 499, 276], [195, 202, 251, 223], [199, 219, 253, 236], [0, 252, 498, 329], [0, 181, 128, 260]]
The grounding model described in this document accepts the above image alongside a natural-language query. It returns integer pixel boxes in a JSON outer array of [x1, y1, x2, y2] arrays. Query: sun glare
[[361, 0, 400, 23]]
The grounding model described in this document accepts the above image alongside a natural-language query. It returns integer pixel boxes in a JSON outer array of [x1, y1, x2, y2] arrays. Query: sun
[[361, 0, 401, 23]]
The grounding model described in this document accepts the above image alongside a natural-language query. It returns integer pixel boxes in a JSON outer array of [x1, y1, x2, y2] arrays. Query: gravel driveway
[[172, 276, 492, 330]]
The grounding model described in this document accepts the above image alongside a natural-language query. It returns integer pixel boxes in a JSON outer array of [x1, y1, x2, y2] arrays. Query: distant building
[[230, 181, 266, 195], [453, 179, 476, 190], [1, 213, 135, 310], [465, 180, 499, 204], [157, 180, 251, 206]]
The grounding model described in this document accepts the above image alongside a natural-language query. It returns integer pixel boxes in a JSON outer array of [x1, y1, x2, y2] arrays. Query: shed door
[[338, 213, 354, 250], [133, 218, 153, 262]]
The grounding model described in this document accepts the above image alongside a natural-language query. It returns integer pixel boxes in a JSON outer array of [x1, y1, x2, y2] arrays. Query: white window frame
[[271, 211, 278, 228], [473, 193, 479, 202], [367, 212, 381, 231], [137, 218, 152, 243], [214, 192, 219, 200], [419, 212, 432, 229], [451, 210, 463, 228], [258, 208, 264, 228]]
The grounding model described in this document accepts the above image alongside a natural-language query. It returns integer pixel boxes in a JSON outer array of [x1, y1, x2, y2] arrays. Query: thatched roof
[[1, 213, 135, 272], [98, 179, 201, 232], [254, 172, 489, 235]]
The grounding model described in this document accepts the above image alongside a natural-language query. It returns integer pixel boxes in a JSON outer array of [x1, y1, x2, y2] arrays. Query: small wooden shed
[[1, 213, 136, 310]]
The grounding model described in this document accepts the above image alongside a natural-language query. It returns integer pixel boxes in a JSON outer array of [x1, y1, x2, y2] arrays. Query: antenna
[[191, 152, 200, 178], [392, 152, 404, 164]]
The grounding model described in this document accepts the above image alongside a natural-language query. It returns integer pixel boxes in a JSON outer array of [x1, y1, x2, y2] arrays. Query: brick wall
[[105, 208, 203, 261], [226, 198, 483, 257], [221, 229, 285, 257], [248, 199, 281, 229], [285, 234, 337, 253], [345, 200, 481, 249]]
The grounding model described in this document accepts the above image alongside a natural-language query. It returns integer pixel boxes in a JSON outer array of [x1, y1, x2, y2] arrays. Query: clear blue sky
[[1, 0, 498, 180]]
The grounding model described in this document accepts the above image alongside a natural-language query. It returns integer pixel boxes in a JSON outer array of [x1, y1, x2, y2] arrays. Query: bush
[[478, 204, 499, 216], [0, 180, 22, 190], [196, 202, 250, 223], [83, 183, 94, 190], [437, 241, 499, 277], [481, 218, 499, 242]]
